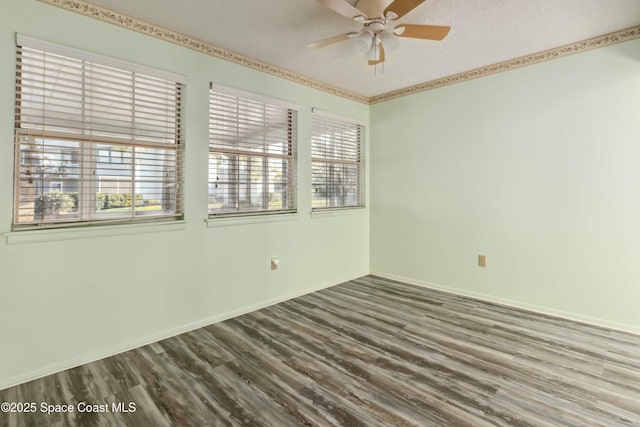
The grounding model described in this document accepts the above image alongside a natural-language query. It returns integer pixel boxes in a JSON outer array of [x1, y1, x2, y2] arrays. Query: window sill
[[206, 212, 298, 228], [4, 220, 187, 245], [310, 206, 367, 218]]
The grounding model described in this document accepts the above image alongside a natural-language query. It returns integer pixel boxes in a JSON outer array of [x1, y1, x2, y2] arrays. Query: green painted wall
[[371, 39, 640, 333], [2, 0, 638, 392], [0, 0, 369, 389]]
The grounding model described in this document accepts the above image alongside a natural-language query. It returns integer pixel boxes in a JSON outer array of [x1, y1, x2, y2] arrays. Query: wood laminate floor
[[1, 275, 640, 426]]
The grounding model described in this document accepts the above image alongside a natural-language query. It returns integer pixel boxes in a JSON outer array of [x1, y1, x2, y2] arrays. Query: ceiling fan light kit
[[309, 0, 450, 66], [380, 31, 400, 50], [353, 29, 375, 52]]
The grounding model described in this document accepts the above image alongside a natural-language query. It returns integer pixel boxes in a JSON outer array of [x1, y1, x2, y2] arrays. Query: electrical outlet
[[270, 257, 279, 271], [478, 255, 487, 267]]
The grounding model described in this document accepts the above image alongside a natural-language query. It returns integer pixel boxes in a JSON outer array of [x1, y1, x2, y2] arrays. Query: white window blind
[[311, 111, 364, 210], [208, 85, 297, 216], [13, 36, 184, 230]]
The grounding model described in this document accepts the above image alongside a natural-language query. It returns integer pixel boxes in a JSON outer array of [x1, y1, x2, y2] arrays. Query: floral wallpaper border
[[36, 0, 640, 105]]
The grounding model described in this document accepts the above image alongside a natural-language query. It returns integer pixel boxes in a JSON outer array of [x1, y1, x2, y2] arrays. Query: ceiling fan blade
[[316, 0, 367, 20], [395, 24, 450, 41], [368, 44, 385, 66], [384, 0, 426, 19], [307, 33, 353, 49]]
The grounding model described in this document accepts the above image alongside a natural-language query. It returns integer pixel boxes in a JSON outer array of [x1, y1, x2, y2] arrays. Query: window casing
[[208, 85, 297, 217], [13, 35, 184, 230], [311, 111, 365, 210]]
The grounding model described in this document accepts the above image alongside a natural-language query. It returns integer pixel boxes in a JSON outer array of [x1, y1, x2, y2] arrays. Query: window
[[13, 35, 184, 230], [311, 110, 365, 210], [208, 84, 297, 217]]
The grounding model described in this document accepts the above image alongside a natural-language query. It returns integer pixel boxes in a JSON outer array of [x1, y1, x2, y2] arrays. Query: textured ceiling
[[81, 0, 640, 97]]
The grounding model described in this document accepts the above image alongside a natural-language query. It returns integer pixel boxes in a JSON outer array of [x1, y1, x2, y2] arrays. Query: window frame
[[311, 108, 366, 212], [12, 34, 186, 231], [208, 84, 298, 218]]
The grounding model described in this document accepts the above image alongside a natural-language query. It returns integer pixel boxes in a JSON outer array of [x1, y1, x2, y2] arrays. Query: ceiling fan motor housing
[[355, 0, 394, 20], [367, 20, 387, 32]]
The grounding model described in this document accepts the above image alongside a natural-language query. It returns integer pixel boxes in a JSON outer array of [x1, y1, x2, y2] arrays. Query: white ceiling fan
[[308, 0, 450, 65]]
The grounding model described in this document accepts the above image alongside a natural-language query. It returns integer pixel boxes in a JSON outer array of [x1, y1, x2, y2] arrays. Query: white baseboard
[[7, 269, 635, 392], [370, 271, 640, 336], [0, 273, 364, 392]]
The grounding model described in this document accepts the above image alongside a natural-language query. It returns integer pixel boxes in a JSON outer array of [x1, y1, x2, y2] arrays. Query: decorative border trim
[[36, 0, 639, 106], [36, 0, 369, 104], [370, 26, 640, 104]]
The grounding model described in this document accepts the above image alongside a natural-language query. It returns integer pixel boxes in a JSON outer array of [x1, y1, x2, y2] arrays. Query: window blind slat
[[13, 43, 184, 230], [208, 87, 296, 217], [311, 112, 364, 210]]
